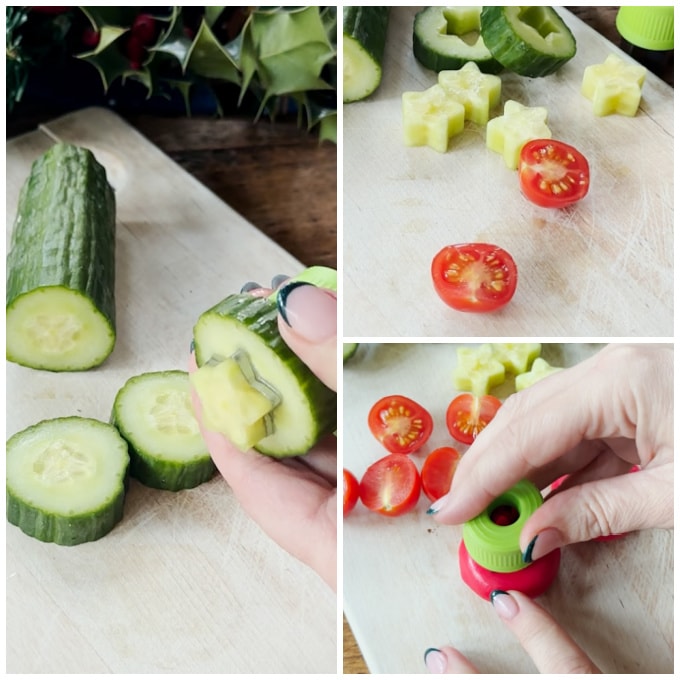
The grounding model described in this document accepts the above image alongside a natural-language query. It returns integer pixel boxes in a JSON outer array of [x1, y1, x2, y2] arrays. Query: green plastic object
[[462, 479, 543, 573], [616, 7, 674, 51]]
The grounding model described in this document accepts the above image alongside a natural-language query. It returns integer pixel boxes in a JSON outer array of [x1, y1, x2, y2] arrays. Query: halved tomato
[[446, 393, 502, 445], [343, 469, 360, 517], [359, 453, 421, 516], [421, 446, 461, 502], [367, 395, 433, 454], [431, 243, 518, 313], [518, 139, 590, 208]]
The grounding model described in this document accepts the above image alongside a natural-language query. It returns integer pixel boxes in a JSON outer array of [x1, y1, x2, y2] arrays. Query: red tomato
[[343, 469, 360, 517], [367, 395, 433, 454], [359, 454, 421, 517], [431, 243, 518, 313], [518, 139, 590, 208], [421, 446, 461, 502], [446, 393, 502, 445]]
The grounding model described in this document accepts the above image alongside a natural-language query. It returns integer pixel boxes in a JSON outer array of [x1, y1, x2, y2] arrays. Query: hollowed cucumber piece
[[112, 370, 215, 491], [6, 417, 129, 545]]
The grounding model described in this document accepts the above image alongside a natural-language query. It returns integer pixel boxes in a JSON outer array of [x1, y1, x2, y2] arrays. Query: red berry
[[131, 14, 156, 45], [82, 27, 100, 48]]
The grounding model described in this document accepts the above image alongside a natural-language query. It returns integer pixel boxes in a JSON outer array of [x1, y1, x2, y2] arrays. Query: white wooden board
[[343, 8, 673, 337], [342, 343, 673, 674], [5, 108, 336, 674]]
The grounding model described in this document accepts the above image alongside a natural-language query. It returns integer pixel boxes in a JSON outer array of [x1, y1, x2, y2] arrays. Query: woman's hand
[[189, 278, 337, 590]]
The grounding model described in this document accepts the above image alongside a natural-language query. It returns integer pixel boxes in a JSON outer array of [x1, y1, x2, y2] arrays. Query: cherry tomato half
[[518, 139, 590, 209], [359, 453, 421, 517], [367, 395, 433, 454], [343, 469, 360, 517], [446, 393, 502, 445], [421, 446, 461, 502], [431, 243, 518, 313]]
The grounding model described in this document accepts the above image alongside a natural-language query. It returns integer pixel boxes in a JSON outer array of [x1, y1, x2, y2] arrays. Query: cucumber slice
[[112, 371, 215, 491], [343, 6, 390, 102], [438, 61, 502, 125], [6, 417, 129, 545], [6, 143, 116, 372], [453, 344, 506, 396], [480, 6, 577, 77], [516, 358, 563, 391], [491, 343, 542, 374], [343, 343, 359, 362], [581, 54, 646, 117], [413, 6, 503, 74], [192, 293, 336, 458]]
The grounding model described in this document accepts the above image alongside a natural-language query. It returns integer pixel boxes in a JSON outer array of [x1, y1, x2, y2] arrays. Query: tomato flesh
[[518, 139, 590, 208], [431, 243, 518, 313], [446, 393, 502, 445], [367, 395, 433, 454], [421, 446, 461, 502], [343, 469, 360, 517], [359, 453, 421, 517]]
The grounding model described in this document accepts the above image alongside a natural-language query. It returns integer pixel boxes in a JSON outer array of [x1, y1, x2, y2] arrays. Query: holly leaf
[[79, 6, 140, 29], [76, 27, 139, 92], [184, 18, 240, 84], [204, 6, 225, 29], [151, 6, 192, 67]]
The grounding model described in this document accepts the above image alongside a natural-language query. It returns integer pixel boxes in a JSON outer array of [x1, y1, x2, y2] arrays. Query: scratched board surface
[[342, 343, 673, 674], [5, 108, 336, 674], [343, 8, 673, 337]]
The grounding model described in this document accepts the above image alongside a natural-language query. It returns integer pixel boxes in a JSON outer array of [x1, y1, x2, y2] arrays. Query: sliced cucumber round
[[192, 294, 336, 458], [480, 6, 576, 77], [6, 417, 129, 545], [343, 342, 359, 362], [112, 370, 215, 491], [413, 6, 503, 74]]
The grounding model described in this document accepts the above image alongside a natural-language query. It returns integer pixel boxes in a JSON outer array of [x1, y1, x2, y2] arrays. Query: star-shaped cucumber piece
[[438, 62, 501, 125], [491, 343, 542, 374], [402, 84, 465, 153], [515, 357, 563, 391], [581, 53, 646, 117], [486, 100, 551, 169], [453, 344, 506, 395]]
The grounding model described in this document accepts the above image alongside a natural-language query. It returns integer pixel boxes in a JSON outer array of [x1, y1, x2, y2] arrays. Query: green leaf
[[150, 6, 192, 67], [184, 18, 240, 84], [204, 6, 225, 28], [79, 6, 139, 30], [319, 114, 337, 144], [76, 28, 140, 92]]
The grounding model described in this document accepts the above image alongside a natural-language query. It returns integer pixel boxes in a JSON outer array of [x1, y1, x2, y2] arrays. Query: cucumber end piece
[[343, 34, 383, 103], [267, 266, 337, 302]]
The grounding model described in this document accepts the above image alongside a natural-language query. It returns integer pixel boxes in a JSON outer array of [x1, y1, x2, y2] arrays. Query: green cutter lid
[[462, 479, 543, 573], [616, 6, 674, 51]]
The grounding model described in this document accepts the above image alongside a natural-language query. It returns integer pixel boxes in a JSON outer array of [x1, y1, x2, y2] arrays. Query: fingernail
[[522, 528, 562, 563], [241, 281, 262, 293], [424, 647, 447, 674], [426, 496, 448, 515], [277, 282, 336, 342], [271, 274, 289, 289], [490, 590, 519, 620]]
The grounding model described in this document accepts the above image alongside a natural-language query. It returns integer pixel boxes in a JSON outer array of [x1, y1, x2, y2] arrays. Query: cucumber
[[112, 371, 215, 491], [480, 6, 577, 77], [191, 268, 337, 458], [343, 6, 390, 102], [6, 417, 129, 545], [6, 143, 116, 372], [343, 343, 359, 362], [413, 6, 503, 74]]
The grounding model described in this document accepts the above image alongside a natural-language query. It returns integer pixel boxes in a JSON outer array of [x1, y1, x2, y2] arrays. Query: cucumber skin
[[6, 143, 116, 368], [194, 294, 337, 458], [480, 7, 576, 77], [6, 417, 128, 546], [111, 370, 216, 492], [343, 6, 390, 69], [413, 7, 504, 74]]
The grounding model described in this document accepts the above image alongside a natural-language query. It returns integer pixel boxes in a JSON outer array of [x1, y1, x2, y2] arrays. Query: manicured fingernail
[[277, 282, 336, 342], [426, 496, 448, 515], [522, 528, 562, 563], [490, 590, 519, 620], [424, 647, 447, 674], [241, 281, 261, 293], [271, 274, 289, 289]]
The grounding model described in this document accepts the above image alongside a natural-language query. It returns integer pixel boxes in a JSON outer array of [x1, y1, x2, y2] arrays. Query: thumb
[[276, 281, 337, 391], [520, 467, 673, 562], [491, 590, 599, 673]]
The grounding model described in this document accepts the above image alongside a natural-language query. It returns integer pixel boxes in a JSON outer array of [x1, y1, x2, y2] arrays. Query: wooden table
[[343, 6, 673, 673]]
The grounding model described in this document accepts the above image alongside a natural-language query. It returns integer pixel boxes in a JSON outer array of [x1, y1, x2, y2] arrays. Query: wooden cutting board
[[5, 108, 336, 674], [343, 8, 673, 337], [342, 343, 673, 674]]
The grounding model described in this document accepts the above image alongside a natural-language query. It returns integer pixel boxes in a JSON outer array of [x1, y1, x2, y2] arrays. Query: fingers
[[276, 282, 337, 391], [425, 647, 479, 673], [490, 590, 600, 673], [520, 465, 673, 559]]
